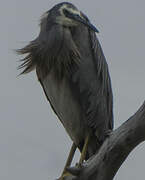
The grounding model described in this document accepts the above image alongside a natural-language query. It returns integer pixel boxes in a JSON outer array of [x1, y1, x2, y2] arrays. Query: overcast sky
[[1, 0, 145, 179]]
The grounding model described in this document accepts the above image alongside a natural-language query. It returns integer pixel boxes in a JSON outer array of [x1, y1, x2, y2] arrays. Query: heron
[[17, 2, 113, 179]]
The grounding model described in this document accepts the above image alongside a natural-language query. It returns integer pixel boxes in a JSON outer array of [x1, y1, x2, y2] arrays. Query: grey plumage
[[17, 2, 113, 160]]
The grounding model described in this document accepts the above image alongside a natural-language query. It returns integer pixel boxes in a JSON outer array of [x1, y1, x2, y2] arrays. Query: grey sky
[[1, 0, 145, 179]]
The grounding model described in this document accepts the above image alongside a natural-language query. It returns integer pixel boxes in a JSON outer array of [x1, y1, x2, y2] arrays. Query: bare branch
[[59, 101, 145, 180]]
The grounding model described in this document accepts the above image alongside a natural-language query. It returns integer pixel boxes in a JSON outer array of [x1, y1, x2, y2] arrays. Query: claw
[[59, 172, 71, 180]]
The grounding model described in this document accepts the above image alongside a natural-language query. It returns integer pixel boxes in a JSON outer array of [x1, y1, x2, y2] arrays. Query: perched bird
[[17, 2, 113, 179]]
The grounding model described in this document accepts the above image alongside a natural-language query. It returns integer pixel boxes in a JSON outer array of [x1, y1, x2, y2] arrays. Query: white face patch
[[59, 4, 81, 16], [56, 4, 83, 26]]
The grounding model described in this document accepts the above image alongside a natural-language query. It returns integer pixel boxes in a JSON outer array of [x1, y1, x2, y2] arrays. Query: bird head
[[41, 2, 99, 33], [17, 2, 99, 75]]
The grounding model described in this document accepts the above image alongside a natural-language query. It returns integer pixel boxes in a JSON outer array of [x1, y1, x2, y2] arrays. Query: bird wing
[[89, 30, 113, 130], [69, 29, 113, 140]]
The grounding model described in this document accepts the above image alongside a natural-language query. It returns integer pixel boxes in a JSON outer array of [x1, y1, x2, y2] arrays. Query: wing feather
[[89, 30, 114, 130], [69, 26, 113, 140]]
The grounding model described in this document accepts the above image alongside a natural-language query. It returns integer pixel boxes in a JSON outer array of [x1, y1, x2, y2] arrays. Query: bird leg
[[59, 142, 76, 180], [78, 133, 90, 167]]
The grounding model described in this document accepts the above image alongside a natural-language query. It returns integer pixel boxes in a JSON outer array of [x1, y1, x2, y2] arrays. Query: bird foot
[[58, 172, 72, 180], [58, 164, 82, 180]]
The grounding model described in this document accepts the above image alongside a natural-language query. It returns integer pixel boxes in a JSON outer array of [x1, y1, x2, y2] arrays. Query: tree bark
[[58, 101, 145, 180]]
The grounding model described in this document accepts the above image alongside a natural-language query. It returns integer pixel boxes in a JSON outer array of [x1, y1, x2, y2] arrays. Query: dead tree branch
[[59, 101, 145, 180]]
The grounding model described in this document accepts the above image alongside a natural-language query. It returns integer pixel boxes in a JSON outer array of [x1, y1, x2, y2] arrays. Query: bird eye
[[63, 9, 71, 16]]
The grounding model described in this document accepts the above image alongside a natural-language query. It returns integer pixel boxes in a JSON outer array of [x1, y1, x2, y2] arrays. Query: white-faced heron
[[17, 2, 113, 179]]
